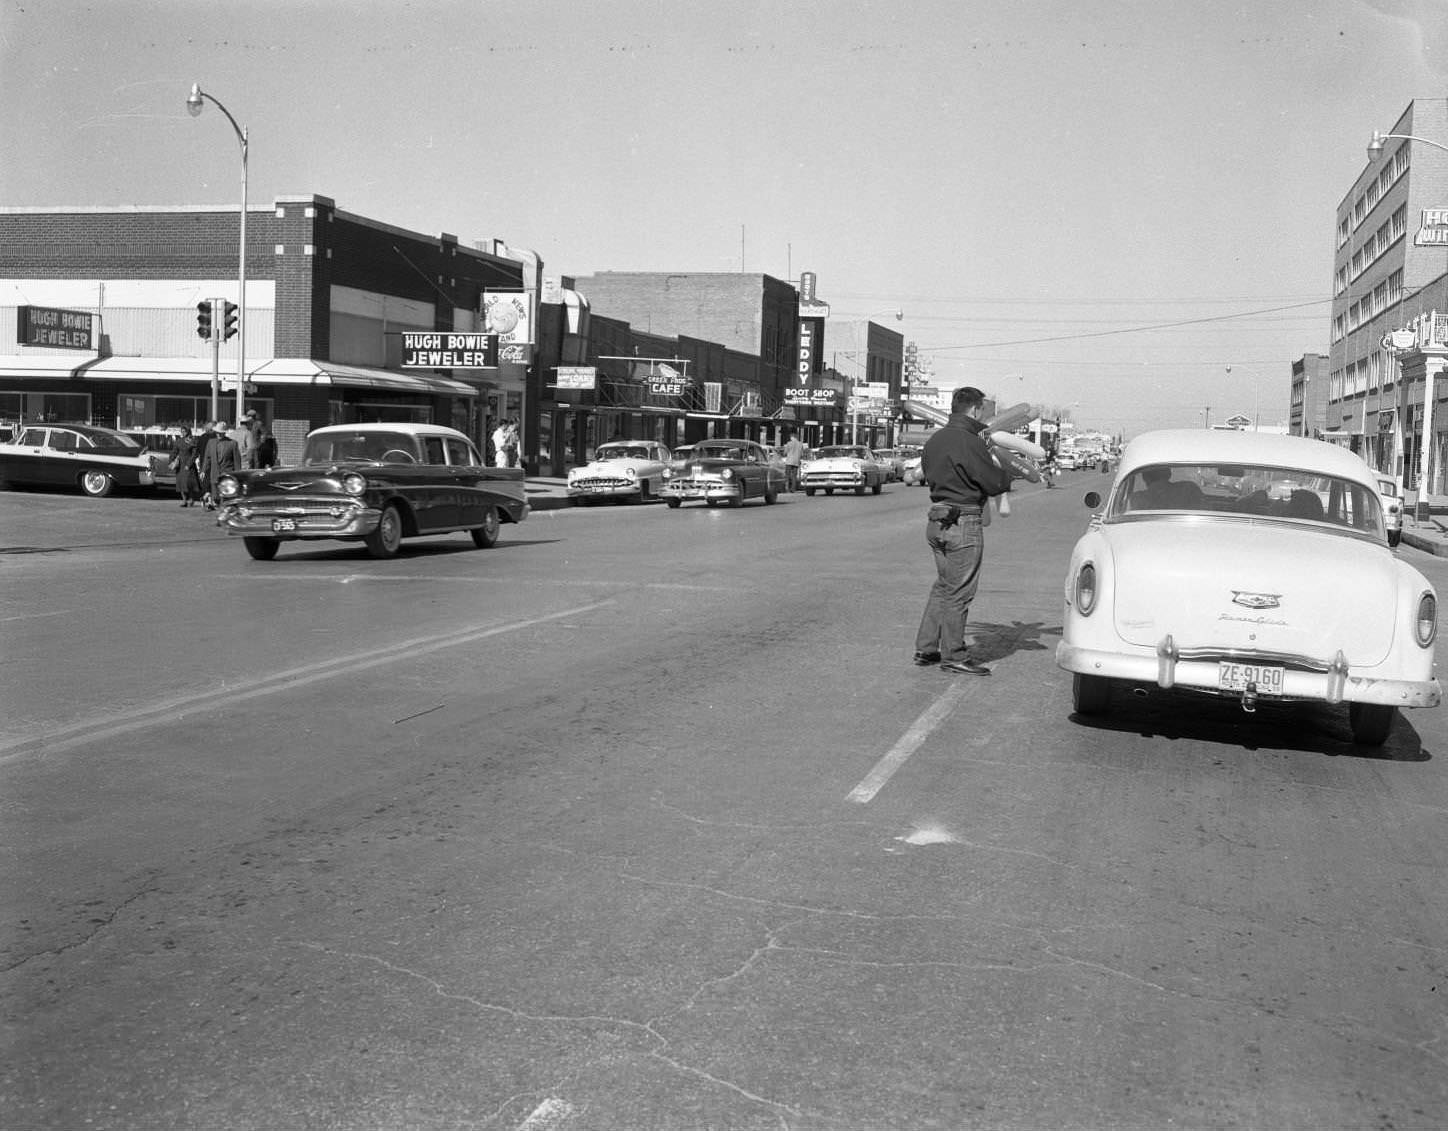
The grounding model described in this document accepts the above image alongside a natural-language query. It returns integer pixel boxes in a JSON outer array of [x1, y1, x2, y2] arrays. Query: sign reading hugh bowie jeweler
[[18, 306, 95, 350], [401, 332, 497, 369]]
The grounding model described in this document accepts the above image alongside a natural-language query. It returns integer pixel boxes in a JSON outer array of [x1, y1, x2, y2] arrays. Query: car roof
[[307, 423, 473, 442], [1119, 429, 1375, 487]]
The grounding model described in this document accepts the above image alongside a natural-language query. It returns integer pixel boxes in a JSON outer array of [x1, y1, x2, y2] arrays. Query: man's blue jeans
[[914, 512, 985, 662]]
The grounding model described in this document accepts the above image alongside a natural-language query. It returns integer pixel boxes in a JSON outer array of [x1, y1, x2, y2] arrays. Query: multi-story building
[[1326, 98, 1448, 489], [1289, 353, 1330, 438]]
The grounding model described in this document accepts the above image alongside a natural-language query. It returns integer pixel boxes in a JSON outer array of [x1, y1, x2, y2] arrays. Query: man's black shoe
[[940, 658, 991, 676], [912, 651, 942, 666]]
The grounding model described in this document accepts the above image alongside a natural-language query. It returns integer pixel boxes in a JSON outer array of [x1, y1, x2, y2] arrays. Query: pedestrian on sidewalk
[[782, 429, 805, 492]]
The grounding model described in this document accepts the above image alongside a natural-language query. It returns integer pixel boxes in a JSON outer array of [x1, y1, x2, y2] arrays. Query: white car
[[799, 444, 887, 496], [1376, 475, 1404, 548], [902, 453, 925, 486], [1056, 429, 1440, 746], [567, 440, 672, 504]]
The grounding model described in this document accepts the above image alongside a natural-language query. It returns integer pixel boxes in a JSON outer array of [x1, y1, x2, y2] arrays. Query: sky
[[2, 0, 1446, 437]]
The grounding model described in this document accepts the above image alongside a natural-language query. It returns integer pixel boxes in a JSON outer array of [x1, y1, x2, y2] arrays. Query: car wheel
[[871, 482, 883, 495], [1072, 673, 1112, 716], [364, 502, 404, 559], [1348, 702, 1395, 746], [243, 536, 280, 561], [825, 487, 834, 496], [1388, 530, 1402, 547], [765, 486, 778, 505], [471, 506, 500, 548], [665, 497, 682, 509], [638, 480, 651, 503], [854, 484, 866, 496], [729, 490, 744, 508], [80, 470, 114, 498], [804, 487, 816, 497]]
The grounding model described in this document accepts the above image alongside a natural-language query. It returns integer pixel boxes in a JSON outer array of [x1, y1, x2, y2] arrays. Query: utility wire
[[921, 298, 1329, 353]]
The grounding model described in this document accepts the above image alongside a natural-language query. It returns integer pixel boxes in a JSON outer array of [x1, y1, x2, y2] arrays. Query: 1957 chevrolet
[[215, 422, 528, 560]]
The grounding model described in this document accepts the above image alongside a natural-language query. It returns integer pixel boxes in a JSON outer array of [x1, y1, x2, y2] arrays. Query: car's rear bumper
[[1056, 641, 1441, 708]]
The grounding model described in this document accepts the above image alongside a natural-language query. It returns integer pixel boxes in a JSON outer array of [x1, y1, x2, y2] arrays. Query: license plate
[[271, 517, 297, 532], [1218, 661, 1284, 695]]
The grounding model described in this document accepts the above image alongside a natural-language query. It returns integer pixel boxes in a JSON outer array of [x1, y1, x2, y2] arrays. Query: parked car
[[214, 422, 528, 561], [1056, 429, 1439, 745], [800, 444, 887, 496], [567, 440, 671, 504], [872, 448, 906, 482], [1376, 475, 1404, 548], [660, 438, 786, 508], [0, 422, 158, 497], [902, 452, 925, 486]]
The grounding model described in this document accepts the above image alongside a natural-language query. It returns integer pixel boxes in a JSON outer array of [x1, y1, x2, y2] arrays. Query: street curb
[[1401, 529, 1448, 556]]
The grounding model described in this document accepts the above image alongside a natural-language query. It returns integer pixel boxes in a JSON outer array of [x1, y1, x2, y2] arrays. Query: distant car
[[1057, 429, 1439, 746], [1056, 450, 1079, 470], [1377, 476, 1404, 548], [660, 438, 786, 508], [800, 445, 887, 496], [872, 449, 906, 482], [902, 453, 925, 486], [0, 423, 158, 497], [567, 440, 672, 504], [214, 422, 528, 561]]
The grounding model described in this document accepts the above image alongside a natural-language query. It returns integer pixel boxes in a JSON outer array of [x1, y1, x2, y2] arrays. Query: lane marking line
[[846, 682, 969, 804], [0, 600, 613, 764]]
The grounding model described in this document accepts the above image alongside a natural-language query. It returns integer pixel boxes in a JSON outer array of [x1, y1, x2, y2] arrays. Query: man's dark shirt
[[921, 412, 1013, 507]]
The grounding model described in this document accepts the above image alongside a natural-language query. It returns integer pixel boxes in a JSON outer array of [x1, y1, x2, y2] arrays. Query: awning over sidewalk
[[0, 353, 101, 377], [71, 356, 478, 397]]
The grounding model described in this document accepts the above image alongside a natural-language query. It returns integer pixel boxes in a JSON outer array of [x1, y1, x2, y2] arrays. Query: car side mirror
[[1083, 491, 1102, 508]]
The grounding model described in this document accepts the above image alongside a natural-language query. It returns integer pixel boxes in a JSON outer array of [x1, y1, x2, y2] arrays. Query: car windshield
[[1112, 462, 1385, 538], [695, 443, 750, 461], [598, 445, 654, 461], [818, 446, 868, 459], [302, 431, 422, 465]]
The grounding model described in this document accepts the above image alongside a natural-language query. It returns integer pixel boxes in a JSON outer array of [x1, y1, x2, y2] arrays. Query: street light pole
[[187, 83, 248, 427]]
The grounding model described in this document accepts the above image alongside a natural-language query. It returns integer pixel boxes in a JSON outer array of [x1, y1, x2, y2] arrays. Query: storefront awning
[[74, 356, 478, 397], [0, 353, 101, 377]]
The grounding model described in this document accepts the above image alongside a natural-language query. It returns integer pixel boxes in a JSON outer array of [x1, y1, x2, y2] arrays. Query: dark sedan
[[0, 423, 159, 497], [660, 439, 786, 508], [214, 423, 528, 560]]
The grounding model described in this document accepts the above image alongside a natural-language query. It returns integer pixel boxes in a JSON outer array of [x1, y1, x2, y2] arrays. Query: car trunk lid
[[1108, 519, 1398, 665]]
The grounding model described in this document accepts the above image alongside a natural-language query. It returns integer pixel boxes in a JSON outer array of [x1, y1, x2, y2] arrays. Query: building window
[[0, 391, 92, 428]]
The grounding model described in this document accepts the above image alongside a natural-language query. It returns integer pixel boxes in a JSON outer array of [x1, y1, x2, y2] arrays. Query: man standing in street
[[781, 429, 805, 492], [200, 421, 242, 509], [913, 386, 1013, 675]]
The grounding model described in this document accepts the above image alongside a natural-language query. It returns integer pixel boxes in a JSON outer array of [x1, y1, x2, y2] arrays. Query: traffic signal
[[222, 301, 239, 342], [196, 300, 213, 340]]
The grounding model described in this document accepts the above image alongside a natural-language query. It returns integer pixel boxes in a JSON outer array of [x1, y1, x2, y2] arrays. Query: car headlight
[[1073, 562, 1098, 615], [217, 474, 240, 499], [626, 468, 637, 480], [1416, 591, 1437, 647], [341, 472, 367, 496], [720, 468, 734, 481]]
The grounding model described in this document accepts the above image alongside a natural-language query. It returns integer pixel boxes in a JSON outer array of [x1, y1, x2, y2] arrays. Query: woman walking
[[172, 427, 203, 507]]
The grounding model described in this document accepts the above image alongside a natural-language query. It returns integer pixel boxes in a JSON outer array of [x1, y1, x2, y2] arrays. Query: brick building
[[1289, 353, 1330, 438], [0, 197, 531, 464]]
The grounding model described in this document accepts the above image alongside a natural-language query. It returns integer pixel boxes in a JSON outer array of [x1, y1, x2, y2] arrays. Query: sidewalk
[[523, 477, 573, 512], [1401, 511, 1448, 557]]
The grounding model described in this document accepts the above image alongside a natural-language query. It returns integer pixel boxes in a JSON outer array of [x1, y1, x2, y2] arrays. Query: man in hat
[[239, 408, 263, 468]]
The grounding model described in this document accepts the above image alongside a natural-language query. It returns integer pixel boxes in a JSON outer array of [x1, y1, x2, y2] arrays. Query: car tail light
[[1416, 591, 1437, 647], [341, 472, 367, 495], [1074, 562, 1098, 615]]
